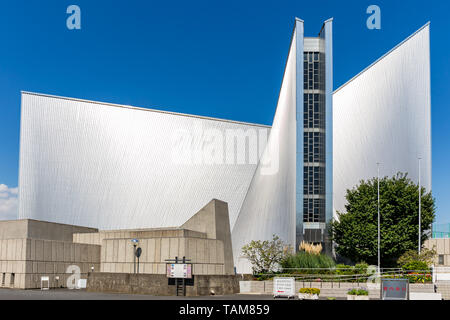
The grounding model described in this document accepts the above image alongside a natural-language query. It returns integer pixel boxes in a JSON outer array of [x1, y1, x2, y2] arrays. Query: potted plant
[[298, 288, 320, 300], [347, 288, 369, 300]]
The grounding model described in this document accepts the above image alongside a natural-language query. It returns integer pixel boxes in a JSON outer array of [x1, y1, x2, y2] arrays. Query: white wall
[[333, 24, 431, 217]]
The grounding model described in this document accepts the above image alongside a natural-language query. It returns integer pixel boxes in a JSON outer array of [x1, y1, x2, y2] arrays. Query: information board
[[77, 279, 87, 289], [273, 277, 295, 298], [381, 279, 409, 300], [166, 263, 192, 279]]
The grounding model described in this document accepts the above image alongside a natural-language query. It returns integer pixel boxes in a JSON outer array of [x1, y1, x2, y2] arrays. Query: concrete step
[[436, 283, 450, 300]]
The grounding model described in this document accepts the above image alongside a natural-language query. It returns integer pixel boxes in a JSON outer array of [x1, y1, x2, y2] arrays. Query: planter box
[[298, 293, 319, 300], [347, 295, 369, 300]]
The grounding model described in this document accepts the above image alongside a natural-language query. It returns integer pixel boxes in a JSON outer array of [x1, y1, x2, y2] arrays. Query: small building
[[0, 220, 100, 289], [424, 238, 450, 267]]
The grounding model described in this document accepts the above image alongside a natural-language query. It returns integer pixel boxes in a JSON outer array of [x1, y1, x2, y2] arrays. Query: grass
[[281, 251, 336, 271]]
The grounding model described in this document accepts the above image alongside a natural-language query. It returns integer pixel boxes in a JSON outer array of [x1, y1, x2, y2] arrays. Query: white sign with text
[[273, 277, 295, 298]]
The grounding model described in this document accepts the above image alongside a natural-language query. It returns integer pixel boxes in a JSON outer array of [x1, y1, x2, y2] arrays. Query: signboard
[[76, 279, 87, 289], [40, 276, 50, 291], [273, 277, 295, 298], [381, 279, 409, 300], [166, 263, 192, 279]]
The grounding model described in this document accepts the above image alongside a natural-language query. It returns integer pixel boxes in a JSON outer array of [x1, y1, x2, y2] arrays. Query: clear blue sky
[[0, 0, 448, 222]]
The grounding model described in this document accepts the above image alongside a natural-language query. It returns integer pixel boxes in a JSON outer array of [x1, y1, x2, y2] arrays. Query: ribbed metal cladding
[[232, 27, 297, 273], [332, 23, 432, 217], [18, 93, 269, 231]]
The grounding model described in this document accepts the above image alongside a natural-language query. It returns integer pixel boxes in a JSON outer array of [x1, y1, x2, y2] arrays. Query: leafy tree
[[241, 235, 290, 274], [330, 173, 435, 267]]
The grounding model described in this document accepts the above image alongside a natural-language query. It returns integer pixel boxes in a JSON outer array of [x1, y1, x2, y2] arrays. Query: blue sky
[[0, 0, 448, 222]]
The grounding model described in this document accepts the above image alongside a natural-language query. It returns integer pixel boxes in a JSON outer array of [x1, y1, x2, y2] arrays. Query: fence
[[252, 267, 434, 284], [433, 266, 450, 282], [432, 223, 450, 239]]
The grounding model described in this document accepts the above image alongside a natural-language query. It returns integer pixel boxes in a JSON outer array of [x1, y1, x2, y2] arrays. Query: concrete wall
[[239, 281, 435, 299], [0, 220, 101, 289], [0, 238, 101, 289], [87, 272, 239, 296], [0, 220, 28, 240], [0, 219, 97, 242], [76, 199, 233, 277], [0, 199, 235, 289], [0, 239, 27, 288], [24, 239, 101, 289], [73, 228, 206, 246], [181, 199, 234, 275], [424, 238, 450, 266], [100, 237, 225, 275], [27, 220, 98, 242]]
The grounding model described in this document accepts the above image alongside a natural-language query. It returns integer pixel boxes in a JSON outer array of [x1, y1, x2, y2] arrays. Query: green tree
[[330, 173, 435, 267], [241, 235, 291, 274]]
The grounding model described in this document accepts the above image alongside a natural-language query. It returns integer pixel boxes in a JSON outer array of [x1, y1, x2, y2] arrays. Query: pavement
[[0, 288, 273, 300], [0, 288, 348, 300]]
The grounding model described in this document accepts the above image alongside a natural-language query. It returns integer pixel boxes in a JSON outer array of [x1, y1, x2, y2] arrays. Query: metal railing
[[252, 268, 433, 284]]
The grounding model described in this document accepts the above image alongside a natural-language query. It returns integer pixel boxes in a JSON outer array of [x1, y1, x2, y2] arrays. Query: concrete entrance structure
[[73, 199, 235, 276], [0, 199, 236, 293], [0, 219, 100, 289]]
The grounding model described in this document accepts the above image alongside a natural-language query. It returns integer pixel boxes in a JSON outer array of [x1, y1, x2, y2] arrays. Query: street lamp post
[[418, 157, 422, 255], [131, 239, 139, 274], [377, 162, 381, 275]]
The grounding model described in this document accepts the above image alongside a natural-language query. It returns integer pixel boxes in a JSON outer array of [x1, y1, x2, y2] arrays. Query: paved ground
[[0, 288, 348, 300], [0, 289, 270, 300]]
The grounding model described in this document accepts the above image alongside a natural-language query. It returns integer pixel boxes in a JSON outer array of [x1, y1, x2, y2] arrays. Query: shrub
[[405, 273, 432, 283], [335, 263, 369, 278], [348, 288, 369, 296], [401, 260, 429, 272], [354, 263, 369, 274], [253, 274, 273, 281], [241, 234, 291, 274], [397, 248, 436, 268], [335, 264, 351, 275], [281, 251, 335, 272], [299, 241, 323, 255], [299, 288, 320, 295]]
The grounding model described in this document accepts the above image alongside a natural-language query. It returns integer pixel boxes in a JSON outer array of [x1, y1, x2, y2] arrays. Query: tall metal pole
[[133, 244, 136, 274], [377, 163, 381, 274], [418, 157, 422, 255]]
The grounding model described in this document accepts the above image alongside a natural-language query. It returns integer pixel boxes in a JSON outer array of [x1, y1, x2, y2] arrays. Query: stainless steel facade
[[233, 26, 298, 273], [333, 23, 432, 217], [233, 18, 333, 272], [18, 92, 269, 231]]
